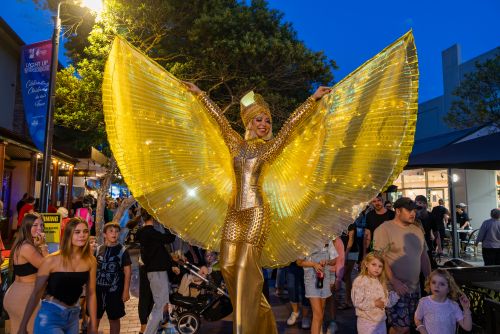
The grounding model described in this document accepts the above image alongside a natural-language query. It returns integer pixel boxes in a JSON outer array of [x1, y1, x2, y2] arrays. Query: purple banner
[[20, 40, 53, 152]]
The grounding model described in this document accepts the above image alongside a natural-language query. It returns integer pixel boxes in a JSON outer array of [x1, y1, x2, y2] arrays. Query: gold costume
[[102, 31, 418, 333]]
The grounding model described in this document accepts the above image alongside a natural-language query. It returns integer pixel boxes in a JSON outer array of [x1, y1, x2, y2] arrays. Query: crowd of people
[[4, 195, 224, 334], [1, 190, 499, 334]]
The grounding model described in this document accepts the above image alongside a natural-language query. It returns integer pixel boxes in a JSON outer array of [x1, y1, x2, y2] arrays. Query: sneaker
[[286, 311, 300, 326], [325, 321, 338, 334], [301, 316, 311, 329]]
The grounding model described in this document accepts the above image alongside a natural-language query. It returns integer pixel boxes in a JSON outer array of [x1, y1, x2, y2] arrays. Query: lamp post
[[39, 0, 103, 212], [448, 168, 460, 258]]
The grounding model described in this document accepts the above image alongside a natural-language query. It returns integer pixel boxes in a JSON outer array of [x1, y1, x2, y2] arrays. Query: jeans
[[144, 271, 170, 334], [286, 263, 309, 306], [34, 300, 80, 334]]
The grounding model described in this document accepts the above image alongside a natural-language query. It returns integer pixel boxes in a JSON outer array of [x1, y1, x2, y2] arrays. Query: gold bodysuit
[[198, 93, 316, 334]]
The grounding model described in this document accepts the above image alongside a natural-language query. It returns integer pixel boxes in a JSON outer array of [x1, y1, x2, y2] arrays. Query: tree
[[34, 0, 337, 236], [445, 53, 500, 129]]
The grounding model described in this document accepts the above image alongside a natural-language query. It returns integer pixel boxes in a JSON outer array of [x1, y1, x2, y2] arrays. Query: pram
[[168, 260, 232, 334]]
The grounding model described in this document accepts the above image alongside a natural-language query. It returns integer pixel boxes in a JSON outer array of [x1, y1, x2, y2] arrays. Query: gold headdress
[[240, 91, 272, 128]]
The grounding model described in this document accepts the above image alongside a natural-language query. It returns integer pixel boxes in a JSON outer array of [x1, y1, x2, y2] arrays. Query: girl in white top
[[414, 268, 472, 334], [351, 252, 398, 334]]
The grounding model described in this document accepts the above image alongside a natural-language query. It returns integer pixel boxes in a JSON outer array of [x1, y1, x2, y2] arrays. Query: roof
[[411, 126, 483, 155], [0, 126, 79, 164], [0, 16, 25, 47], [406, 131, 500, 170]]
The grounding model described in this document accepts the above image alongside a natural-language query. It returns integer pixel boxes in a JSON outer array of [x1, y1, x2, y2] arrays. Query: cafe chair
[[461, 229, 480, 256]]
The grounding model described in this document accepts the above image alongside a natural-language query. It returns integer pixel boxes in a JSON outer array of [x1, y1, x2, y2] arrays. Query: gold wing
[[261, 31, 418, 267], [102, 36, 233, 250]]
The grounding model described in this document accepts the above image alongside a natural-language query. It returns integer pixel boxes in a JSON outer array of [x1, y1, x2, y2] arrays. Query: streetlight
[[39, 0, 103, 212]]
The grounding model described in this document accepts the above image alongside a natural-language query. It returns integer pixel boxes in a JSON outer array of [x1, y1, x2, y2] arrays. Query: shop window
[[426, 169, 448, 188], [402, 169, 426, 188], [403, 188, 426, 199]]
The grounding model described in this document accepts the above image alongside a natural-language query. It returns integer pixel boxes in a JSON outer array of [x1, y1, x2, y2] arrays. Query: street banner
[[20, 40, 53, 152], [41, 212, 61, 243]]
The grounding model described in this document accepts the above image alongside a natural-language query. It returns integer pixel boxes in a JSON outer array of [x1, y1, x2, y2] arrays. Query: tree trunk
[[95, 156, 116, 244], [112, 195, 136, 224]]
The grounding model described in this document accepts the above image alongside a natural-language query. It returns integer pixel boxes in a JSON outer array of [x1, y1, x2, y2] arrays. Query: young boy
[[96, 222, 132, 334]]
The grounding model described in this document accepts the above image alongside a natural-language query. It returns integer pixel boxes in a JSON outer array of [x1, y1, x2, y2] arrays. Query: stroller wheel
[[176, 312, 200, 334]]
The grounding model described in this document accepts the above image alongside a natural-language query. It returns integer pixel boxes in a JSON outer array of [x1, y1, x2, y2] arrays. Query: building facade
[[397, 44, 500, 226]]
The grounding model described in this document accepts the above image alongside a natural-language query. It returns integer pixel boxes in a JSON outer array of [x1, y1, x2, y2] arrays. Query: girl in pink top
[[352, 252, 398, 333], [415, 269, 472, 334]]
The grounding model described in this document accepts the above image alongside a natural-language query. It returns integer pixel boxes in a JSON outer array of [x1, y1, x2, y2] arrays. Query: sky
[[2, 0, 500, 102]]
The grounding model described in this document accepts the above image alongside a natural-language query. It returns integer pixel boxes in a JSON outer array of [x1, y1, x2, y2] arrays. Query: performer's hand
[[312, 86, 331, 101], [183, 81, 202, 94]]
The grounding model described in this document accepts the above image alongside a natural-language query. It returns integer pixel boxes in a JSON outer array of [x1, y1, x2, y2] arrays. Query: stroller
[[168, 260, 232, 334]]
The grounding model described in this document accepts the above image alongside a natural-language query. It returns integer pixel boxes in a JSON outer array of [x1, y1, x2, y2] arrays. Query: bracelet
[[416, 324, 425, 331]]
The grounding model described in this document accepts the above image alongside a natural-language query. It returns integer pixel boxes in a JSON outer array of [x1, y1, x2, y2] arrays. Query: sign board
[[41, 213, 61, 243], [20, 40, 53, 152]]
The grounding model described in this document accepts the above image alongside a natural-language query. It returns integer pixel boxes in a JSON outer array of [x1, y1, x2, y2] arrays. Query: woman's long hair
[[11, 213, 42, 263], [359, 252, 388, 296], [59, 217, 92, 266]]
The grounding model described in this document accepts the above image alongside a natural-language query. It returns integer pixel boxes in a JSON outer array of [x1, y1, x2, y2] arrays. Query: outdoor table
[[445, 228, 472, 234]]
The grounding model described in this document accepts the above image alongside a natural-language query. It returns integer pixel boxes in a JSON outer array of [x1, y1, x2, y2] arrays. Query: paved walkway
[[99, 290, 357, 334], [98, 248, 485, 334]]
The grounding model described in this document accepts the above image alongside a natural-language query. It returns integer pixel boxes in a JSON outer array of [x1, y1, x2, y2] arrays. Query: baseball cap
[[393, 197, 416, 210], [456, 203, 467, 208]]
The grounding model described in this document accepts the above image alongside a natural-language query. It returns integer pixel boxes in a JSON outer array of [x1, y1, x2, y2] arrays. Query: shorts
[[96, 288, 125, 320], [387, 291, 419, 328], [304, 270, 332, 299]]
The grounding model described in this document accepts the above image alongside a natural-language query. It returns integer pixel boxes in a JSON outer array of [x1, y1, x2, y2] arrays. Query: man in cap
[[456, 203, 471, 252], [373, 197, 431, 334]]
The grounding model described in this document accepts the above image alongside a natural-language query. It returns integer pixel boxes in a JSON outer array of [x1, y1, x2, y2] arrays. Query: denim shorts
[[304, 270, 332, 299], [34, 300, 80, 334]]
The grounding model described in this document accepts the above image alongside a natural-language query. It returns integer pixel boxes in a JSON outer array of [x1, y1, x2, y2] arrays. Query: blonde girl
[[18, 218, 98, 334], [415, 269, 472, 334], [351, 252, 398, 334]]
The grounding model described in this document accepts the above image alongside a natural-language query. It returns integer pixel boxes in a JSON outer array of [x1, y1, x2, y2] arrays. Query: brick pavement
[[98, 290, 356, 334]]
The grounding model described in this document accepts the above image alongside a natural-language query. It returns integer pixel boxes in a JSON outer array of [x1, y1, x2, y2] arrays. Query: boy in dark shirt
[[96, 222, 132, 334], [136, 209, 176, 334]]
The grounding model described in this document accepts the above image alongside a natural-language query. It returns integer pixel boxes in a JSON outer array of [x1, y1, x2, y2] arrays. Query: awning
[[406, 132, 500, 170]]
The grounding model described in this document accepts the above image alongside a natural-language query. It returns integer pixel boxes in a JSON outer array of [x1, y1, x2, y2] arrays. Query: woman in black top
[[19, 218, 97, 334], [5, 214, 48, 333]]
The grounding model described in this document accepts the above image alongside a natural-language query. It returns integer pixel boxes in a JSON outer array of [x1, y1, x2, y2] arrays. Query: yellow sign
[[41, 213, 61, 243]]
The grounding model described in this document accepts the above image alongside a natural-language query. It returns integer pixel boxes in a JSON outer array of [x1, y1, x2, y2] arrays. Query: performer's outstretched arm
[[184, 82, 242, 154], [263, 86, 330, 161]]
